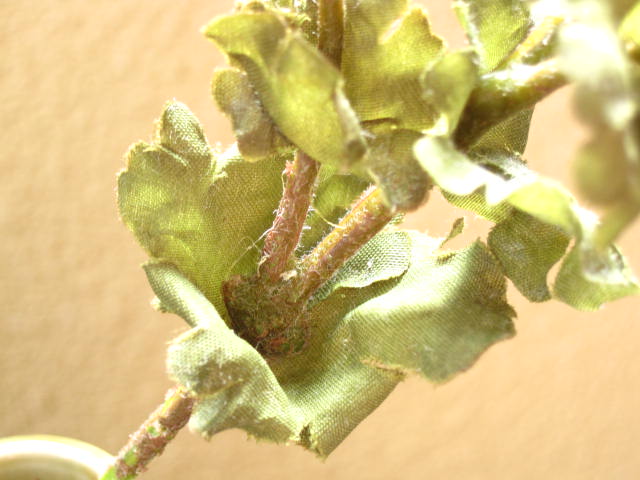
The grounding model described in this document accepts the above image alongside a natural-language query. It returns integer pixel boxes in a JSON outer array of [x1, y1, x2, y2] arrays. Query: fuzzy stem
[[258, 0, 344, 281], [454, 58, 568, 150], [298, 186, 394, 300], [100, 388, 195, 480], [259, 151, 320, 282]]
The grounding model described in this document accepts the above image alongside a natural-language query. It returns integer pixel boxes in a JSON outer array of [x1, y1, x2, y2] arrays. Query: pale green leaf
[[488, 211, 570, 301], [415, 136, 594, 238], [366, 129, 432, 211], [342, 0, 445, 130], [422, 50, 479, 134], [554, 244, 640, 310], [339, 234, 515, 383], [312, 231, 412, 303], [118, 102, 285, 318], [454, 0, 532, 73], [415, 135, 640, 307], [147, 262, 302, 442], [205, 9, 366, 167], [557, 0, 640, 243], [212, 68, 289, 161], [143, 228, 518, 457]]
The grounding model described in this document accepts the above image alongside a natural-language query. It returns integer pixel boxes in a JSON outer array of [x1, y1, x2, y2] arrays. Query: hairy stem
[[258, 1, 344, 281], [454, 58, 568, 149], [298, 187, 394, 300], [101, 388, 195, 480], [259, 151, 320, 282]]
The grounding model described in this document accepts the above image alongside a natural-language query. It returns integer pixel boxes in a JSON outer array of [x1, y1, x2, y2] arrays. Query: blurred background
[[1, 1, 639, 479]]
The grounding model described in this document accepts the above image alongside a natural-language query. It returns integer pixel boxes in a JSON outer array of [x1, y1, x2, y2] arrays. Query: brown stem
[[259, 151, 320, 282], [454, 58, 568, 150], [298, 186, 394, 300], [101, 388, 195, 480]]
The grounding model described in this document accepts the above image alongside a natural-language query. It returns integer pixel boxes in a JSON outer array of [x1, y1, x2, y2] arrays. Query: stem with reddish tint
[[259, 151, 320, 282], [100, 388, 195, 480], [298, 186, 394, 300]]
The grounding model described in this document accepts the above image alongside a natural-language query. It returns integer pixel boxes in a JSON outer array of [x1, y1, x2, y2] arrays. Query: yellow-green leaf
[[205, 9, 366, 167]]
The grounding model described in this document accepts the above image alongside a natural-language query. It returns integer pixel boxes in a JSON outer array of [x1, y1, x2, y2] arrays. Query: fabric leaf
[[556, 0, 640, 244], [142, 228, 518, 457], [118, 102, 285, 318], [422, 49, 479, 134], [554, 244, 640, 310], [415, 135, 639, 308], [453, 0, 532, 73], [212, 68, 289, 161], [205, 9, 366, 168], [339, 234, 515, 383], [488, 211, 570, 302], [147, 262, 302, 442], [365, 129, 432, 211], [342, 0, 445, 130]]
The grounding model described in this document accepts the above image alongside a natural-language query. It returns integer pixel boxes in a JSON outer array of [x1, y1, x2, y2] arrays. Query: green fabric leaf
[[415, 135, 639, 307], [557, 0, 640, 244], [554, 244, 640, 310], [453, 0, 532, 73], [488, 211, 570, 302], [204, 9, 366, 168], [118, 102, 285, 318], [415, 136, 592, 237], [212, 68, 289, 161], [298, 166, 370, 253], [312, 231, 412, 303], [142, 227, 516, 457], [342, 0, 445, 130], [339, 234, 515, 383], [147, 262, 302, 442], [422, 50, 479, 134], [366, 129, 432, 211]]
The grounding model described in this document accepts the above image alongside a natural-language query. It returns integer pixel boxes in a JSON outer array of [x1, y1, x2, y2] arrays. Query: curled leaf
[[205, 9, 366, 168], [454, 0, 532, 73], [342, 0, 445, 130], [118, 102, 285, 317], [212, 68, 289, 160]]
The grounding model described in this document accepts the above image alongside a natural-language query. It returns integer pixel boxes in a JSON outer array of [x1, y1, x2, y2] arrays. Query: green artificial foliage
[[110, 0, 640, 476]]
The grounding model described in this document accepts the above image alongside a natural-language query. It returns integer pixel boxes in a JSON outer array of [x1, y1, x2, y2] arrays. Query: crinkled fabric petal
[[554, 244, 640, 310], [342, 0, 445, 130], [118, 102, 285, 319], [415, 135, 639, 307], [453, 0, 532, 73], [146, 262, 302, 442], [488, 210, 570, 302], [212, 68, 289, 161], [340, 234, 515, 383], [557, 0, 640, 244], [205, 9, 366, 168]]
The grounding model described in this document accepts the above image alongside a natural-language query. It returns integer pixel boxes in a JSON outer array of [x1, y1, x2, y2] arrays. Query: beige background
[[1, 1, 640, 479]]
